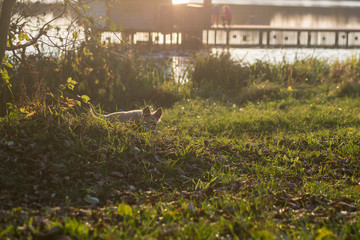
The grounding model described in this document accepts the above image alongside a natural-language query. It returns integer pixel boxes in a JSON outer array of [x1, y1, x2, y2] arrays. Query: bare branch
[[6, 2, 68, 51]]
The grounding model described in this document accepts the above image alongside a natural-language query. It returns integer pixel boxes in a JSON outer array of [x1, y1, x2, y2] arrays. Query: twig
[[6, 2, 68, 51]]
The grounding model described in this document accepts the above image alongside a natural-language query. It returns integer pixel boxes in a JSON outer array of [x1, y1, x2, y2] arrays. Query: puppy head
[[142, 106, 151, 116], [142, 106, 163, 130]]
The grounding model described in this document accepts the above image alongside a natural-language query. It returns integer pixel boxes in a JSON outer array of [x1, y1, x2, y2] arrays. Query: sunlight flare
[[172, 0, 188, 4]]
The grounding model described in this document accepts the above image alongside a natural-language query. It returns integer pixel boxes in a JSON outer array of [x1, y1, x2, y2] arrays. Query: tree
[[0, 0, 115, 67], [0, 0, 16, 65], [0, 0, 119, 112], [0, 0, 71, 109]]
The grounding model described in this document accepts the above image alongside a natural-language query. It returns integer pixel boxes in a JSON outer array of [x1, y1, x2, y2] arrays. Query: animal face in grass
[[88, 103, 163, 130], [142, 106, 163, 130]]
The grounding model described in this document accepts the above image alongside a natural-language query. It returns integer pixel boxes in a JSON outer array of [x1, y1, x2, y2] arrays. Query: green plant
[[2, 82, 360, 239], [190, 52, 249, 90]]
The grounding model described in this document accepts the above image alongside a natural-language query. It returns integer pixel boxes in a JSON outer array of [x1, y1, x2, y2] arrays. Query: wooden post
[[307, 31, 311, 47], [149, 32, 152, 46], [297, 31, 301, 47], [346, 31, 349, 48], [214, 29, 217, 45], [259, 31, 263, 46], [266, 31, 270, 46], [226, 29, 230, 45], [335, 31, 339, 48]]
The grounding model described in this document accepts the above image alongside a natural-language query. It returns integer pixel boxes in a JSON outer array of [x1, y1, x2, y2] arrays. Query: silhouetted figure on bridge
[[212, 4, 220, 26], [221, 5, 232, 27]]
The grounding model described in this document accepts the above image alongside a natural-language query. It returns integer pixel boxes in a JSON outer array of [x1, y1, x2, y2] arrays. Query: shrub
[[190, 52, 249, 90], [1, 42, 184, 115], [248, 57, 329, 85], [60, 42, 182, 110]]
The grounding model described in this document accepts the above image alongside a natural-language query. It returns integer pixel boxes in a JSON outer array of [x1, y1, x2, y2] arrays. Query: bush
[[60, 42, 183, 110], [248, 57, 329, 85], [1, 42, 185, 115], [190, 53, 249, 90]]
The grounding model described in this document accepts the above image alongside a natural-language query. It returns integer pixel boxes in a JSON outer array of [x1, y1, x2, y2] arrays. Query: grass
[[1, 85, 360, 239], [1, 53, 360, 239]]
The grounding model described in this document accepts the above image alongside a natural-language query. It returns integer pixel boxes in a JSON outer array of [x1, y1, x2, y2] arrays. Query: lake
[[150, 47, 360, 83]]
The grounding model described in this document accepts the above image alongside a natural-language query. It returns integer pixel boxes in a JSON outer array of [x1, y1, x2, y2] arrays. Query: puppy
[[87, 102, 162, 130]]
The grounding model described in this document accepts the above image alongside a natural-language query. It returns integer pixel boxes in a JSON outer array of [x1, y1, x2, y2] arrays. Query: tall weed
[[189, 53, 360, 103], [191, 52, 249, 90]]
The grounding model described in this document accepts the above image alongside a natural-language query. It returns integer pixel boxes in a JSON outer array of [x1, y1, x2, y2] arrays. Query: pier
[[203, 25, 360, 48], [93, 0, 360, 49], [104, 26, 360, 49]]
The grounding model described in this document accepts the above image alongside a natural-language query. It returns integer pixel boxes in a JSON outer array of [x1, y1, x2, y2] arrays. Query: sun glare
[[172, 0, 188, 4]]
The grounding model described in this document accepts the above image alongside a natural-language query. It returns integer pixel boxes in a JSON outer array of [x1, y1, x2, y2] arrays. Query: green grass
[[1, 80, 360, 239], [2, 49, 360, 239]]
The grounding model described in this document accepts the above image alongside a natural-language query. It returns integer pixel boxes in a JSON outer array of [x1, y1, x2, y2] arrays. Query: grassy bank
[[2, 47, 360, 238], [1, 77, 360, 239]]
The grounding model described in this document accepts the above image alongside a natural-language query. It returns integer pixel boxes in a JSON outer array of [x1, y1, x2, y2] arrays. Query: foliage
[[60, 42, 183, 110], [3, 41, 360, 115], [188, 53, 360, 106], [1, 0, 177, 114], [0, 43, 187, 116], [0, 0, 75, 114], [190, 53, 360, 90], [0, 54, 14, 101], [191, 52, 249, 90]]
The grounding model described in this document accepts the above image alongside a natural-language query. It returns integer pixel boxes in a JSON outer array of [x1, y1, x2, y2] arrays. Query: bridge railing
[[203, 26, 360, 48], [101, 26, 360, 49]]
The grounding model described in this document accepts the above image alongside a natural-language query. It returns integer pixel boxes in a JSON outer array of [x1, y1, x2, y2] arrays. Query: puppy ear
[[154, 108, 163, 119], [142, 106, 151, 116]]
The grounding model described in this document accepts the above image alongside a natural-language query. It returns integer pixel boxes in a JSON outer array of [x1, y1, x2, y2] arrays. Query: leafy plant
[[191, 52, 249, 90]]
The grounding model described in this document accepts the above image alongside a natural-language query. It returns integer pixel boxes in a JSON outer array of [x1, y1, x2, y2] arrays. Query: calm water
[[212, 48, 360, 63], [149, 47, 360, 83]]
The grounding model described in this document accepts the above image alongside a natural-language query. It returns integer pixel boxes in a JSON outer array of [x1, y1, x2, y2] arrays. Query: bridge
[[202, 25, 360, 48], [95, 1, 360, 49], [104, 25, 360, 49]]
